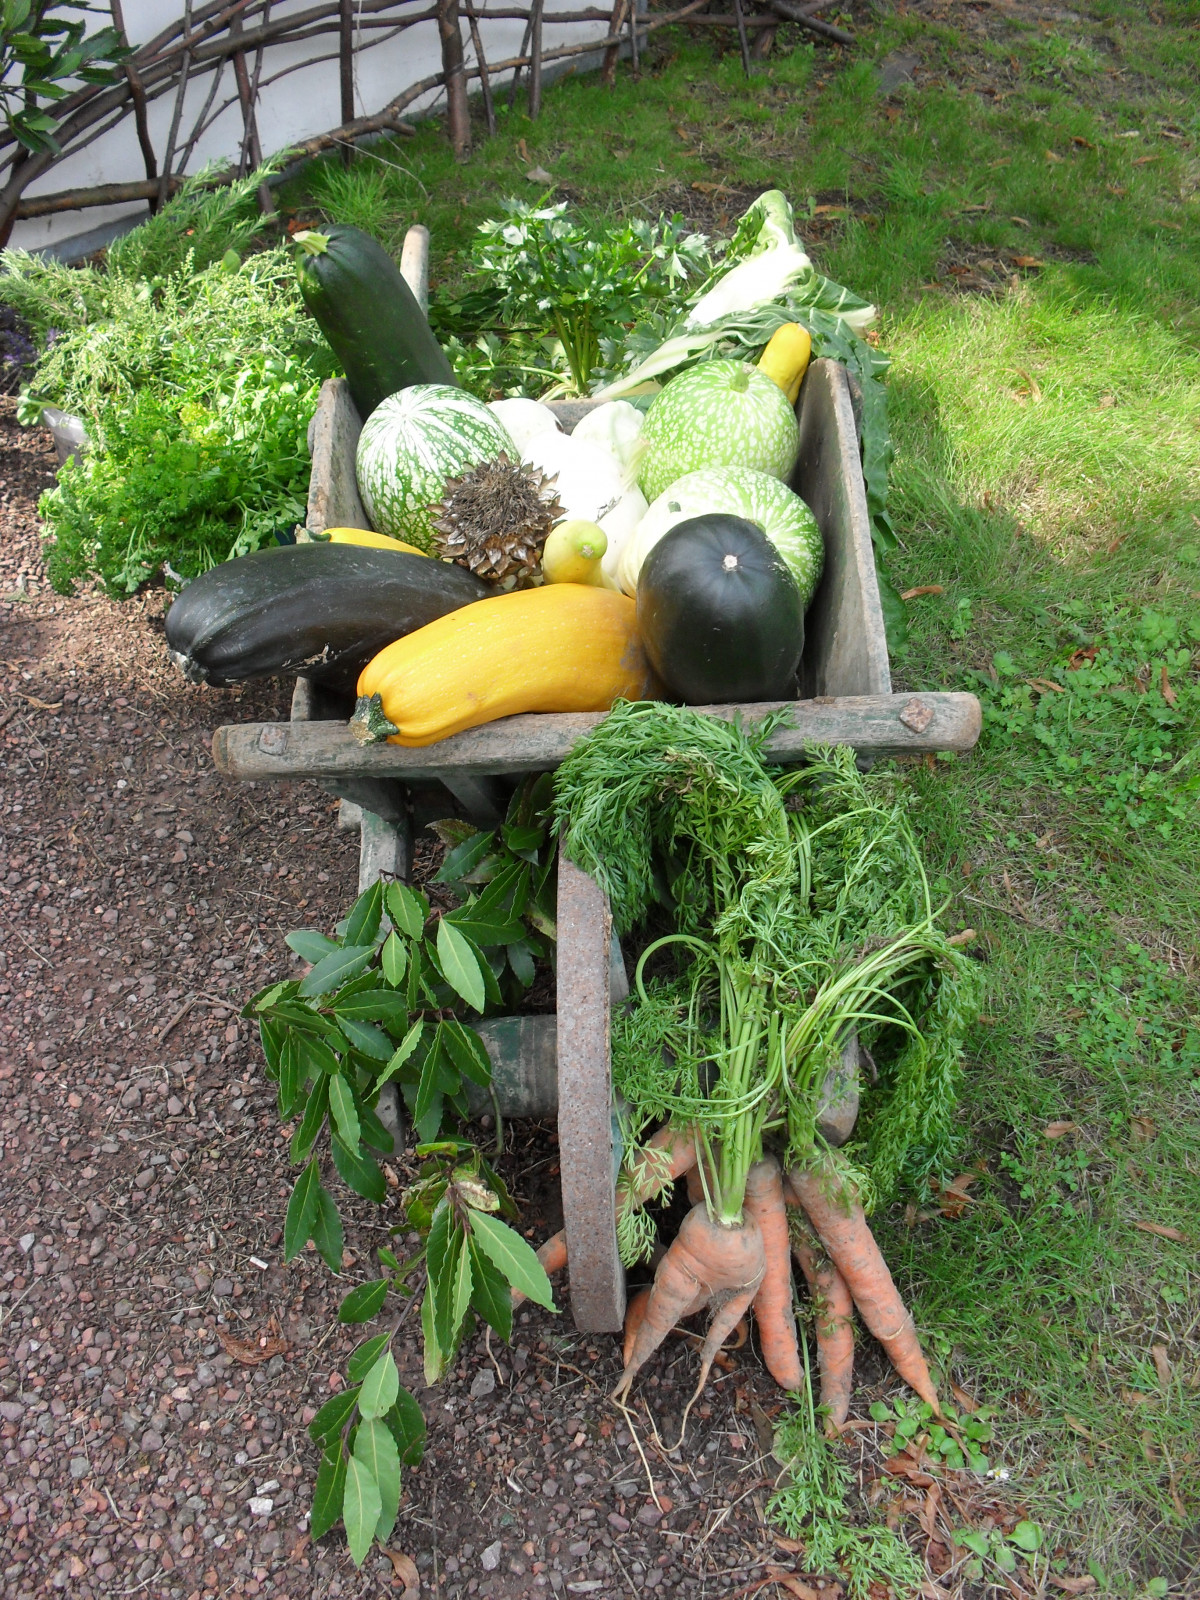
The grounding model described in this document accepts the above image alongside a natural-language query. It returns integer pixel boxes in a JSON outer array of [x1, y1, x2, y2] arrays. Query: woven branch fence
[[0, 0, 850, 249]]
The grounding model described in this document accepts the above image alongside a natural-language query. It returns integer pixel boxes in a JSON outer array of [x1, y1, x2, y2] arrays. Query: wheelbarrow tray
[[211, 361, 980, 1335]]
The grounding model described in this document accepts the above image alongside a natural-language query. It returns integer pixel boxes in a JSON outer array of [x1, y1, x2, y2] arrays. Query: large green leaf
[[311, 1183, 344, 1272], [436, 918, 486, 1012], [442, 1018, 493, 1089], [377, 1018, 423, 1088], [386, 1389, 427, 1468], [308, 1386, 361, 1446], [420, 1280, 447, 1387], [354, 1416, 401, 1543], [468, 1234, 513, 1342], [347, 1332, 392, 1384], [338, 1278, 390, 1324], [434, 827, 495, 884], [309, 1442, 347, 1542], [285, 928, 341, 964], [331, 1133, 387, 1204], [290, 1073, 329, 1162], [258, 1016, 286, 1078], [445, 911, 525, 947], [333, 986, 409, 1023], [380, 931, 408, 988], [337, 1017, 394, 1061], [284, 1160, 320, 1261], [358, 1098, 394, 1153], [299, 944, 375, 998], [469, 1210, 558, 1310], [277, 1032, 304, 1119], [385, 881, 428, 940], [357, 1349, 400, 1420], [344, 881, 383, 947], [343, 1454, 382, 1566], [328, 1074, 361, 1154]]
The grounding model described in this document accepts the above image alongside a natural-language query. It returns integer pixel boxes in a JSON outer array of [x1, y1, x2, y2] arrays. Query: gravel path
[[0, 400, 848, 1599]]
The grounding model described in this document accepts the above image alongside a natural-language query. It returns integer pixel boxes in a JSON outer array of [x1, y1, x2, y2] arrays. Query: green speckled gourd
[[355, 384, 517, 550], [636, 359, 801, 505]]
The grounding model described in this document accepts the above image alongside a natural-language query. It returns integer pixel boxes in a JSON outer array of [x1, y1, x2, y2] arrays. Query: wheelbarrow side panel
[[792, 359, 892, 701]]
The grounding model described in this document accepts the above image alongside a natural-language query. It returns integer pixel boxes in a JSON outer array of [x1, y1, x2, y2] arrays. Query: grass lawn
[[283, 2, 1198, 1589]]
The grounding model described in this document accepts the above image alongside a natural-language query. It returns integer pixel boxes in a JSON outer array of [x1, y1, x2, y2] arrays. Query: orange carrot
[[510, 1228, 568, 1308], [787, 1159, 941, 1415], [623, 1286, 652, 1367], [742, 1157, 803, 1392], [614, 1202, 764, 1404], [786, 1202, 855, 1431], [617, 1122, 699, 1224], [685, 1164, 705, 1208]]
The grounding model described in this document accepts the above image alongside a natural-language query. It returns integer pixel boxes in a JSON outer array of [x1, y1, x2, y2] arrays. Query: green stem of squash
[[349, 691, 399, 745]]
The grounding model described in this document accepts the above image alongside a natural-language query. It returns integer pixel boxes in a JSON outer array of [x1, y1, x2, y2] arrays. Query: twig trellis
[[0, 0, 851, 248]]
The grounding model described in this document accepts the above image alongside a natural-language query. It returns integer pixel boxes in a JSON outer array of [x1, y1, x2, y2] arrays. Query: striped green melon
[[356, 384, 517, 550], [637, 359, 800, 506], [619, 466, 824, 607]]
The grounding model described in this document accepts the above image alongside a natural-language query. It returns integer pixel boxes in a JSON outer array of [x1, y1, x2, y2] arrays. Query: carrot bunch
[[551, 703, 981, 1423]]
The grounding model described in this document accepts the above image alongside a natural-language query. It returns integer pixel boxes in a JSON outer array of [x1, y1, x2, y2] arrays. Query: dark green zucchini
[[165, 543, 489, 693], [295, 225, 455, 420], [636, 514, 803, 705]]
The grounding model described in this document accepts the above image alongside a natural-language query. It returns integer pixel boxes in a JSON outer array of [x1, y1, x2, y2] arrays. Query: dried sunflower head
[[430, 452, 564, 583]]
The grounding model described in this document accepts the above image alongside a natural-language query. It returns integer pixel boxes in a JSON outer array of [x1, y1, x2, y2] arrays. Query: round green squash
[[637, 359, 801, 505]]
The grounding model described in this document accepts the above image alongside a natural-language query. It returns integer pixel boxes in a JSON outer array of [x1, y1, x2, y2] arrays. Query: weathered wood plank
[[213, 691, 981, 784], [794, 360, 891, 700], [306, 379, 367, 536]]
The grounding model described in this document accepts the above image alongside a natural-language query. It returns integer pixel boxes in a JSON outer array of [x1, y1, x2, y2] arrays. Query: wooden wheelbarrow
[[211, 226, 981, 1333]]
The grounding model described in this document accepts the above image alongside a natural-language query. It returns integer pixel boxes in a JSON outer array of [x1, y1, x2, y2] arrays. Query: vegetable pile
[[170, 191, 890, 738]]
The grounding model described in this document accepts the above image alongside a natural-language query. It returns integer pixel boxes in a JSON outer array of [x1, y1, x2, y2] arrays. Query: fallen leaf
[[961, 203, 991, 213], [1068, 645, 1099, 668], [1131, 155, 1158, 165], [1010, 215, 1031, 227], [772, 1535, 806, 1554], [1011, 255, 1047, 269], [525, 166, 553, 184], [764, 1568, 821, 1600], [14, 693, 62, 711], [1107, 184, 1127, 197], [950, 1383, 980, 1413], [383, 1547, 420, 1595], [883, 1450, 934, 1486], [1133, 1221, 1188, 1243], [1151, 1344, 1172, 1388], [517, 137, 529, 161], [918, 1482, 942, 1540], [936, 1173, 979, 1218], [1012, 368, 1043, 403], [1044, 1121, 1078, 1140], [751, 1402, 776, 1459], [217, 1329, 287, 1366], [1045, 149, 1064, 162], [900, 584, 944, 600], [989, 157, 1011, 168], [1071, 136, 1095, 149], [813, 204, 848, 216], [1153, 219, 1183, 231], [1047, 1576, 1097, 1594], [691, 181, 732, 195], [1129, 1115, 1157, 1143], [1063, 1415, 1093, 1439]]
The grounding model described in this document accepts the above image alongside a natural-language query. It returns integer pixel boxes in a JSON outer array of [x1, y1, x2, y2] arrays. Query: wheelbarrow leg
[[356, 806, 413, 1153], [556, 851, 626, 1333]]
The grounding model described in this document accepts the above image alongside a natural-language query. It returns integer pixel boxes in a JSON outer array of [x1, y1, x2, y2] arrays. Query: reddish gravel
[[0, 398, 865, 1600]]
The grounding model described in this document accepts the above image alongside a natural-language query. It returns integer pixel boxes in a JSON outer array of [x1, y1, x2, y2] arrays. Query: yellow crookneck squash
[[756, 323, 812, 407], [324, 526, 428, 557], [351, 585, 658, 747]]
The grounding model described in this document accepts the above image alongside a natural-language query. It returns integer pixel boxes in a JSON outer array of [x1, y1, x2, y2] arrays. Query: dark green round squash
[[636, 514, 804, 705]]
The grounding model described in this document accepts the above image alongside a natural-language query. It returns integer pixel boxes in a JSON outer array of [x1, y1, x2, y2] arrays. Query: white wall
[[11, 1, 611, 254]]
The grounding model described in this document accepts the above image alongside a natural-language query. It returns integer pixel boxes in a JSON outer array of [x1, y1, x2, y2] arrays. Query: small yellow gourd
[[541, 520, 616, 588], [351, 585, 657, 748], [757, 323, 811, 406], [324, 526, 428, 557]]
